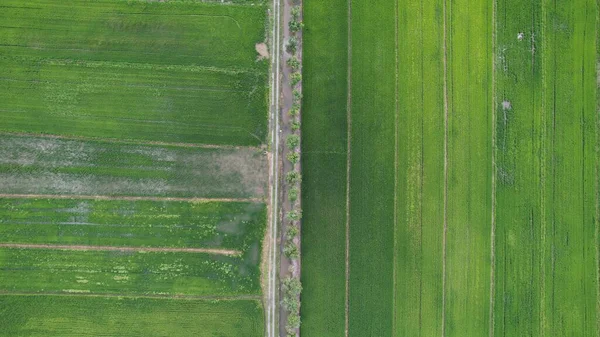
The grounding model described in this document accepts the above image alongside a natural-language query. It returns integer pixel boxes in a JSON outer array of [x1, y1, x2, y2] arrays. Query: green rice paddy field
[[301, 0, 599, 336], [0, 0, 269, 336]]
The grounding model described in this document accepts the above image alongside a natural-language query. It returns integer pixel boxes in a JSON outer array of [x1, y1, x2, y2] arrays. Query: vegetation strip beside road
[[0, 194, 262, 203]]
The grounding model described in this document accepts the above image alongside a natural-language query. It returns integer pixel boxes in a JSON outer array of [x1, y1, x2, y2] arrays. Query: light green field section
[[300, 0, 348, 335], [395, 0, 445, 335], [0, 247, 261, 296], [347, 0, 396, 336], [0, 134, 266, 198], [0, 295, 263, 337], [444, 0, 493, 335], [0, 0, 268, 146], [0, 198, 265, 251]]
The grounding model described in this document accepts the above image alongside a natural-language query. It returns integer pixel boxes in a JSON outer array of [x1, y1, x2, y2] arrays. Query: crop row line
[[0, 243, 241, 256]]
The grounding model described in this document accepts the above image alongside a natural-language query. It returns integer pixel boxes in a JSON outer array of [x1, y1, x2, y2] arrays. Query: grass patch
[[0, 295, 263, 337], [0, 0, 268, 146], [0, 247, 262, 296], [0, 198, 265, 251]]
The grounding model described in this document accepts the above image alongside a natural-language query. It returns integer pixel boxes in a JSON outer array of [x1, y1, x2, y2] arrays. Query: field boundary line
[[392, 0, 400, 335], [489, 0, 497, 335], [0, 131, 263, 150], [441, 0, 449, 335], [0, 291, 261, 301], [344, 0, 353, 335], [0, 243, 241, 256], [0, 194, 263, 203]]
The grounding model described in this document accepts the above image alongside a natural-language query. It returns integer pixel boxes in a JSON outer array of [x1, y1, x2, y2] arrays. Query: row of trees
[[283, 1, 303, 336]]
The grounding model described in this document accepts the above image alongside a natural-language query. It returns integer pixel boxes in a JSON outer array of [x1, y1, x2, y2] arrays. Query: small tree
[[287, 209, 302, 221], [283, 277, 303, 296], [286, 171, 301, 184], [291, 6, 301, 20], [291, 120, 301, 131], [284, 241, 300, 259], [290, 72, 302, 87], [292, 89, 303, 103], [287, 56, 300, 71], [287, 151, 299, 164], [287, 37, 298, 54], [287, 224, 299, 239], [286, 135, 300, 149], [288, 186, 299, 202], [289, 19, 304, 33]]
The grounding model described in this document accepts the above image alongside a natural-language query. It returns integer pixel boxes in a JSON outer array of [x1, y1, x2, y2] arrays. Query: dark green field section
[[0, 134, 266, 198], [347, 0, 397, 335], [0, 295, 263, 337], [300, 0, 348, 335], [0, 247, 261, 296], [0, 198, 265, 250], [0, 0, 268, 146]]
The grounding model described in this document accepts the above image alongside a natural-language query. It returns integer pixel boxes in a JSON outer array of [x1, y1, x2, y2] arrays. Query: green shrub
[[291, 6, 301, 20], [287, 224, 299, 239], [286, 171, 302, 184], [291, 121, 301, 131], [284, 242, 300, 259], [286, 135, 300, 149], [287, 151, 300, 165], [283, 277, 303, 296], [287, 37, 298, 54], [289, 19, 304, 33], [287, 56, 300, 71], [292, 89, 303, 103], [287, 209, 302, 221], [288, 186, 299, 201], [290, 72, 302, 87]]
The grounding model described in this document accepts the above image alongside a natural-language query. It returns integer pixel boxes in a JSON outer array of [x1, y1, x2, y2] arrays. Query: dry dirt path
[[0, 193, 262, 203], [0, 243, 241, 256]]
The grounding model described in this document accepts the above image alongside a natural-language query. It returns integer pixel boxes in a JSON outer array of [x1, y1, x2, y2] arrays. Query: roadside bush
[[288, 186, 299, 202], [291, 6, 301, 20], [290, 72, 302, 87], [286, 135, 300, 149], [292, 89, 303, 103], [287, 56, 300, 71], [282, 294, 300, 313], [289, 19, 304, 33], [286, 171, 301, 184], [287, 37, 298, 54], [287, 209, 302, 221], [287, 151, 299, 164], [287, 313, 301, 330], [287, 224, 299, 239], [284, 241, 300, 259], [291, 121, 301, 131], [283, 277, 302, 296]]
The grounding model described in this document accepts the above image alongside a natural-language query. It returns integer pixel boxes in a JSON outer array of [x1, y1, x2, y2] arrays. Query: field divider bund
[[0, 131, 263, 151], [0, 194, 264, 203], [0, 243, 242, 256], [0, 291, 261, 301]]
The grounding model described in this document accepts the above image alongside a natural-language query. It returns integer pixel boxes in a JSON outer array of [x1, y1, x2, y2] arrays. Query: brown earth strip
[[0, 193, 263, 203], [0, 131, 263, 150], [0, 243, 241, 256], [0, 291, 260, 301]]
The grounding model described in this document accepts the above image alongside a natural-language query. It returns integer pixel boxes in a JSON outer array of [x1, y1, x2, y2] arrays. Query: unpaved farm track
[[0, 291, 260, 301], [0, 243, 241, 256], [0, 194, 263, 203]]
